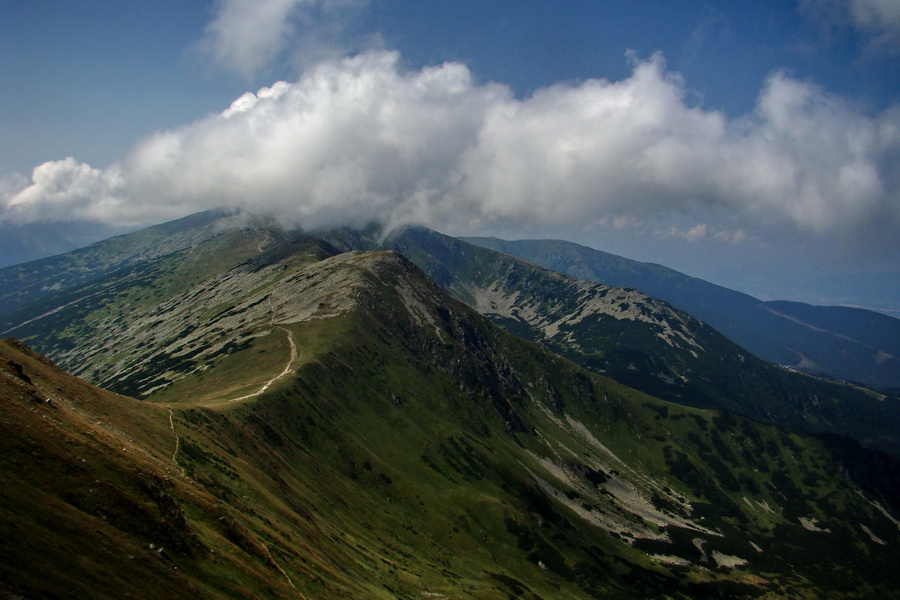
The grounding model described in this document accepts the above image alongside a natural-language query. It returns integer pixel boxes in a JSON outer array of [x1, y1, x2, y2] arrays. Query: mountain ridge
[[462, 235, 900, 390], [385, 226, 900, 456], [3, 215, 898, 457], [4, 238, 900, 597]]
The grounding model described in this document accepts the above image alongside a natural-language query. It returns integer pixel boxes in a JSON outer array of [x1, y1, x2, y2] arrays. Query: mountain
[[0, 337, 292, 599], [462, 236, 900, 391], [382, 226, 900, 456], [3, 231, 900, 598], [3, 216, 899, 457]]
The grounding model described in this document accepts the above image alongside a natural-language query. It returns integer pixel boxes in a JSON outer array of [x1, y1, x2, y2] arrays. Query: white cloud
[[200, 0, 303, 77], [654, 224, 709, 242], [2, 158, 123, 224], [713, 229, 749, 245], [2, 50, 898, 254], [596, 215, 642, 230], [0, 173, 27, 208], [653, 224, 751, 244], [686, 224, 708, 242], [851, 0, 900, 53], [850, 0, 900, 31]]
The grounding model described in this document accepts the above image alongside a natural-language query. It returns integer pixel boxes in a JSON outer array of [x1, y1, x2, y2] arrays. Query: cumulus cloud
[[2, 50, 898, 254], [2, 158, 124, 224], [198, 0, 368, 77], [455, 54, 899, 245]]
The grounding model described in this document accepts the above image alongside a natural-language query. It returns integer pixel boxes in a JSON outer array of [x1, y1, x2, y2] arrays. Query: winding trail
[[223, 326, 298, 404], [256, 230, 273, 253], [167, 406, 187, 477]]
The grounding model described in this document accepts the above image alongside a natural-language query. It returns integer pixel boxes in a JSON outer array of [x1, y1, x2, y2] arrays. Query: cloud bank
[[2, 50, 899, 253]]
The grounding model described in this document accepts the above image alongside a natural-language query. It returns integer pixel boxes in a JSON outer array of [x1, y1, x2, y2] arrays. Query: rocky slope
[[463, 235, 900, 391], [0, 209, 242, 320], [3, 214, 899, 458]]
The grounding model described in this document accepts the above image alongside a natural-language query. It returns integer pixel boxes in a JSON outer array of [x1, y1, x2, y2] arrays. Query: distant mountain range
[[0, 220, 135, 269], [463, 236, 900, 392], [381, 227, 900, 455], [3, 211, 900, 598]]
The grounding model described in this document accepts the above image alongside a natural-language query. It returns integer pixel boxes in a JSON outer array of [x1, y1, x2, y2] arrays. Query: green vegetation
[[462, 235, 900, 391], [2, 214, 900, 598], [3, 242, 900, 598]]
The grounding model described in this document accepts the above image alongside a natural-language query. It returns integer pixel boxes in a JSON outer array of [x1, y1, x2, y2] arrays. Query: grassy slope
[[0, 338, 300, 599], [219, 294, 899, 599], [0, 226, 334, 395], [0, 210, 239, 320], [5, 217, 897, 456], [5, 249, 900, 598], [2, 219, 900, 597]]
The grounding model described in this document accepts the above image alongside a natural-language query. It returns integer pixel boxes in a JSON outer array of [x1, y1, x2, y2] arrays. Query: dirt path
[[223, 326, 298, 403], [257, 231, 272, 253], [256, 229, 272, 253], [167, 406, 187, 476]]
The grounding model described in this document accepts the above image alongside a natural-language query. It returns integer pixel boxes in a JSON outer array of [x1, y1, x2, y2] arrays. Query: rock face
[[2, 221, 900, 598]]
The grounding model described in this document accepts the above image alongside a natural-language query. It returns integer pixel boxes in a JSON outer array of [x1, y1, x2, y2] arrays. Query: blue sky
[[1, 0, 899, 312]]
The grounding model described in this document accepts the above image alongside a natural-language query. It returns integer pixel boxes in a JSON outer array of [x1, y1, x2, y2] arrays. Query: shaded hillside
[[462, 236, 900, 390], [3, 244, 900, 598], [387, 227, 900, 456], [0, 338, 302, 599]]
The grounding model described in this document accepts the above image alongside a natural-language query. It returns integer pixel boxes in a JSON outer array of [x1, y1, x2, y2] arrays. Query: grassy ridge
[[163, 266, 900, 597], [2, 218, 900, 597]]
